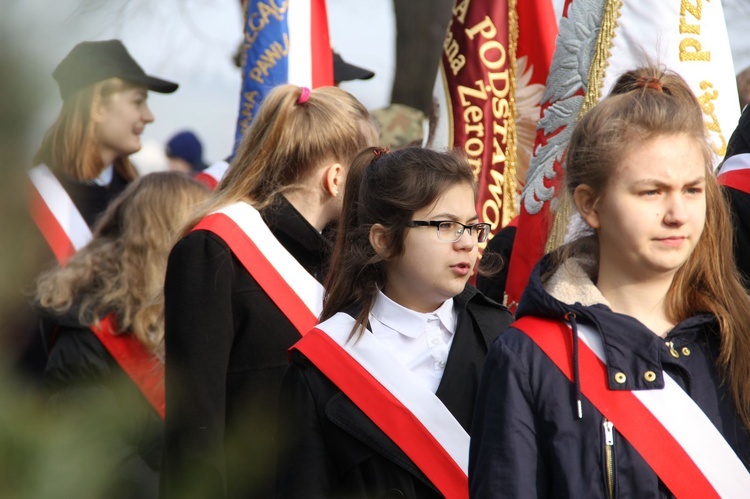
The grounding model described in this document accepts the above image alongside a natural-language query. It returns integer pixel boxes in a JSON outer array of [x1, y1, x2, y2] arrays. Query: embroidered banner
[[506, 0, 740, 309], [429, 0, 557, 252], [233, 0, 333, 153]]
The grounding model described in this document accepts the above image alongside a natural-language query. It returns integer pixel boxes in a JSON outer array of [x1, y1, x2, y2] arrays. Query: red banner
[[432, 0, 557, 254]]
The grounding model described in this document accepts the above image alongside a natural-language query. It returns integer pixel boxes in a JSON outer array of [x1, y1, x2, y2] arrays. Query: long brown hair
[[321, 146, 476, 339], [35, 172, 209, 358], [34, 77, 139, 181], [182, 84, 374, 233], [560, 66, 750, 430]]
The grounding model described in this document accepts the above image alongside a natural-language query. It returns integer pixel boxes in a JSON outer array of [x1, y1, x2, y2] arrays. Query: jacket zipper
[[603, 418, 615, 499]]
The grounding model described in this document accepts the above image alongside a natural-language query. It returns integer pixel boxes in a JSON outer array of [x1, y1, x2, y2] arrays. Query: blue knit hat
[[166, 131, 207, 172]]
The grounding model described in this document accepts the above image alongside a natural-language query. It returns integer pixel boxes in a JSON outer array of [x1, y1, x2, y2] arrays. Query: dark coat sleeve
[[44, 325, 162, 499], [469, 329, 544, 499], [162, 231, 237, 497], [275, 355, 338, 499], [724, 186, 750, 289], [45, 324, 114, 389]]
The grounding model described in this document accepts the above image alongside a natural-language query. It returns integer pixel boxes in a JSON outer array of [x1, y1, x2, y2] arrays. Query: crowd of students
[[24, 39, 750, 498]]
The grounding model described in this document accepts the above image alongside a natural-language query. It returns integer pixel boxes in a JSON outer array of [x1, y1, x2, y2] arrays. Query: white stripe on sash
[[719, 153, 750, 175], [214, 202, 324, 318], [28, 164, 92, 251], [316, 312, 470, 474], [577, 323, 750, 497], [199, 160, 230, 183]]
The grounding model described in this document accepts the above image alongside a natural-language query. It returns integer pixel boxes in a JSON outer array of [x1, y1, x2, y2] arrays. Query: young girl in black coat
[[276, 146, 512, 499], [162, 84, 375, 499], [470, 67, 750, 498], [20, 40, 179, 384], [34, 172, 208, 499]]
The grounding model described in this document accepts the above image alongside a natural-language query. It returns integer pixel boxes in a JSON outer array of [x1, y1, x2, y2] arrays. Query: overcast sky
[[12, 0, 750, 173]]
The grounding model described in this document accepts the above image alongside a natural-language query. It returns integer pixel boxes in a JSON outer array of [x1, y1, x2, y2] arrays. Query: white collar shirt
[[92, 165, 114, 186], [369, 290, 457, 393]]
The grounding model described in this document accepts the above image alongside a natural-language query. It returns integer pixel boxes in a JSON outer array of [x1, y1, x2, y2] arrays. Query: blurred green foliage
[[0, 369, 121, 498], [0, 3, 125, 497]]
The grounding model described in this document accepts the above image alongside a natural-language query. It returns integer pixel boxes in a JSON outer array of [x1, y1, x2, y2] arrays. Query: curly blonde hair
[[35, 172, 209, 358]]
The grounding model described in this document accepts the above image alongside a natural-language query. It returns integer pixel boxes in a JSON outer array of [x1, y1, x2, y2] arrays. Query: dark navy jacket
[[469, 254, 750, 498]]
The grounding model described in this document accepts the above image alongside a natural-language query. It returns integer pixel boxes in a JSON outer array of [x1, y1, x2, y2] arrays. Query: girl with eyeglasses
[[275, 146, 511, 498]]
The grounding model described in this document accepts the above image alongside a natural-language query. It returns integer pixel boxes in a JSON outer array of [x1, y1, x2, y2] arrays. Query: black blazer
[[40, 312, 162, 499], [162, 198, 332, 499], [275, 286, 511, 499], [55, 167, 131, 227]]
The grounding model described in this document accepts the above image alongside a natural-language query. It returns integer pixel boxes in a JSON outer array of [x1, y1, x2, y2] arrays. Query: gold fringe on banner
[[545, 0, 623, 254], [503, 0, 520, 228]]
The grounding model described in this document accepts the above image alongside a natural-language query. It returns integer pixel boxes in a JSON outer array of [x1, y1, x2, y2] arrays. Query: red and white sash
[[718, 153, 750, 194], [28, 164, 92, 265], [194, 160, 230, 190], [192, 202, 323, 335], [292, 313, 469, 499], [90, 315, 165, 419], [514, 316, 750, 499]]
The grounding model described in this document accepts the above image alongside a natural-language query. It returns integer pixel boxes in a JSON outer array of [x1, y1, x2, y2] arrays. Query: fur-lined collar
[[543, 256, 611, 308]]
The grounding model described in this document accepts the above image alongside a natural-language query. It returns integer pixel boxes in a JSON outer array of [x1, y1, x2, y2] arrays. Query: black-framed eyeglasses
[[408, 220, 490, 243]]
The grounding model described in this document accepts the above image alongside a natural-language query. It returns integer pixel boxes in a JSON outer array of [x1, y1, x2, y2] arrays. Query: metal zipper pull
[[604, 419, 614, 446], [603, 419, 615, 499]]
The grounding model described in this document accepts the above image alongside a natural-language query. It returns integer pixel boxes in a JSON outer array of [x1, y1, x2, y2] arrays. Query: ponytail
[[321, 147, 386, 333]]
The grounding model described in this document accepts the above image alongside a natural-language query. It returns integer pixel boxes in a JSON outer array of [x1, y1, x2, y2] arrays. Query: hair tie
[[635, 76, 663, 92], [373, 147, 389, 158], [296, 87, 311, 105]]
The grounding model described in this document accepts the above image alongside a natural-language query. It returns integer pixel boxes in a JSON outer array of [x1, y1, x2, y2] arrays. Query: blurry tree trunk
[[391, 0, 453, 114]]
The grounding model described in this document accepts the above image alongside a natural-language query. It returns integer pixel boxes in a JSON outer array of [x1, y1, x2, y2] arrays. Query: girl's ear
[[322, 162, 344, 198], [369, 223, 389, 258], [90, 92, 105, 124], [574, 184, 601, 229]]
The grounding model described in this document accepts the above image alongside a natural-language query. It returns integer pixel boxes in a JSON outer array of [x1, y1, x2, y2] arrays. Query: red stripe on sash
[[718, 169, 750, 195], [513, 316, 719, 499], [194, 172, 219, 190], [91, 315, 165, 419], [29, 183, 76, 265], [193, 213, 318, 336], [293, 328, 468, 499]]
